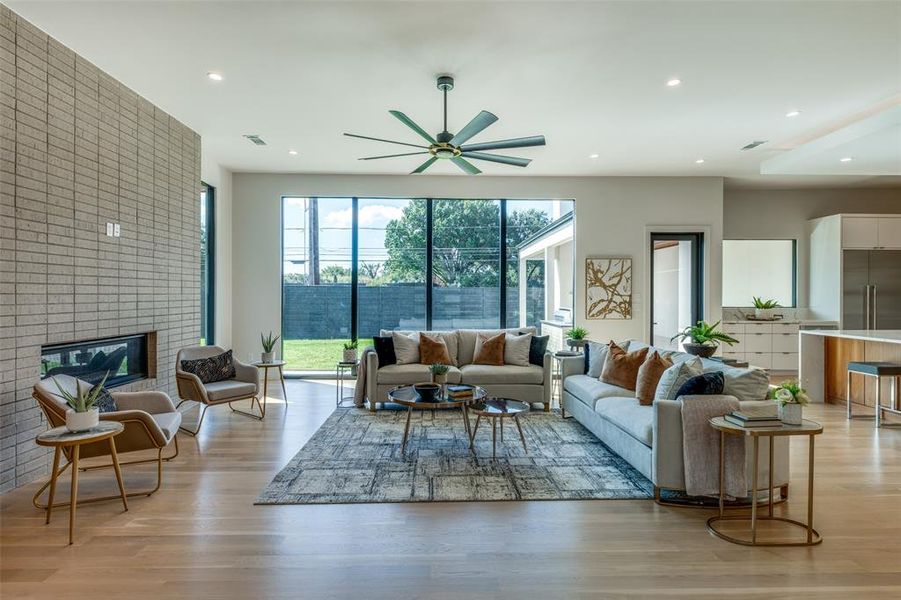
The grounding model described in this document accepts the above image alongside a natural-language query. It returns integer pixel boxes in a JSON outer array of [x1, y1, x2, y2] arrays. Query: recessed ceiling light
[[207, 72, 223, 81], [288, 150, 298, 156], [695, 158, 705, 164], [785, 110, 801, 117], [840, 156, 853, 162], [588, 153, 599, 159], [666, 78, 682, 87]]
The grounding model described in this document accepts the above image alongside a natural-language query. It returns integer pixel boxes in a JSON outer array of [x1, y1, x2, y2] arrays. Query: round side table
[[35, 421, 127, 545], [553, 351, 581, 418], [706, 416, 823, 547], [469, 398, 530, 458], [336, 361, 358, 407], [253, 360, 288, 415]]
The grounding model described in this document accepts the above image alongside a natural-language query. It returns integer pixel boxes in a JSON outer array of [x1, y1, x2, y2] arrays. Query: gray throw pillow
[[702, 363, 769, 401], [654, 358, 703, 401]]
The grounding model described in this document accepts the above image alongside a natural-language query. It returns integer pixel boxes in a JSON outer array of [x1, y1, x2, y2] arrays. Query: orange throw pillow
[[473, 332, 505, 366], [600, 341, 649, 391], [635, 351, 673, 405], [419, 333, 452, 365]]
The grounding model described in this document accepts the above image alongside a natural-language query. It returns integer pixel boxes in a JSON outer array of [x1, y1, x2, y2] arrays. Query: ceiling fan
[[344, 75, 546, 175]]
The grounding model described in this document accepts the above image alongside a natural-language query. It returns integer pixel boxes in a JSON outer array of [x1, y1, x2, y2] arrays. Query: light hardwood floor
[[2, 379, 901, 599]]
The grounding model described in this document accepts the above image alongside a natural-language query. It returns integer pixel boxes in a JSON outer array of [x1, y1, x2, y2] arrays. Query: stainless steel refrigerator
[[842, 250, 901, 330]]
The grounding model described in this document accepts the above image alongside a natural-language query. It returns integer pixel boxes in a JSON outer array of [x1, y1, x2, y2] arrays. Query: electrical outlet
[[106, 222, 114, 237], [114, 223, 120, 237]]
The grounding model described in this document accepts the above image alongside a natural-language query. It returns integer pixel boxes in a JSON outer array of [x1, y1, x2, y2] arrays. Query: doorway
[[649, 233, 704, 350]]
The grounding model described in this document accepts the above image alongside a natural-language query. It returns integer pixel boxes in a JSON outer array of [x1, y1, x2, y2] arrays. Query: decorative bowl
[[413, 382, 441, 402]]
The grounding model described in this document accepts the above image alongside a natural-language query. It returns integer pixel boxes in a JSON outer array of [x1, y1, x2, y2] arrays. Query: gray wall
[[0, 7, 201, 491]]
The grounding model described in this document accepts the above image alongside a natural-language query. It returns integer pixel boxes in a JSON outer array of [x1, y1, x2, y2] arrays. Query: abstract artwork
[[585, 257, 632, 319]]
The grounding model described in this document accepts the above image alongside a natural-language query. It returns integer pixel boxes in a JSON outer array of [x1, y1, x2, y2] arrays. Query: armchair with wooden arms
[[31, 374, 180, 510], [175, 345, 261, 436]]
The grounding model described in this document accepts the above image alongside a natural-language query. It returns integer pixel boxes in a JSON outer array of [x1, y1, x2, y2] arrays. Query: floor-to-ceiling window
[[200, 182, 215, 345], [281, 197, 575, 372]]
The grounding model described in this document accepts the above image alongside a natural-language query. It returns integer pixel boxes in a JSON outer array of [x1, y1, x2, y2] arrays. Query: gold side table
[[35, 421, 128, 545], [706, 416, 823, 547], [253, 360, 288, 415]]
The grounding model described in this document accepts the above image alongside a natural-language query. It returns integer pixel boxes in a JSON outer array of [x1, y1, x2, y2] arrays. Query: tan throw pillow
[[504, 332, 532, 366], [391, 331, 420, 364], [473, 332, 506, 366], [600, 341, 649, 391], [420, 333, 452, 365], [635, 351, 673, 405]]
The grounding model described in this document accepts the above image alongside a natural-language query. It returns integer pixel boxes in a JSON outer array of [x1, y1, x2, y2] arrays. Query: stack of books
[[446, 385, 474, 399], [724, 407, 782, 428]]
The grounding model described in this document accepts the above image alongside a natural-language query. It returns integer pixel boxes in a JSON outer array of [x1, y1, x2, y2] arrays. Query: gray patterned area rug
[[256, 407, 653, 504]]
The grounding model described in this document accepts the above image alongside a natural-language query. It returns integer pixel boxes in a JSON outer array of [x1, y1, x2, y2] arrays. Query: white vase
[[778, 402, 802, 425], [261, 351, 274, 363], [755, 308, 774, 320], [343, 349, 357, 363], [65, 408, 99, 433]]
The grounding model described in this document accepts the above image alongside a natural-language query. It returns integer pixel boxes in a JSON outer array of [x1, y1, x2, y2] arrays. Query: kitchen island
[[800, 330, 901, 409]]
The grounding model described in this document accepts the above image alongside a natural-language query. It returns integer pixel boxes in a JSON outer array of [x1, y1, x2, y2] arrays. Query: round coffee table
[[387, 384, 487, 455], [469, 398, 530, 458]]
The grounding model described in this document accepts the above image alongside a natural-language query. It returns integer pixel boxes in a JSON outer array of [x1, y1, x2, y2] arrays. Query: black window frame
[[201, 182, 216, 345], [649, 232, 705, 345]]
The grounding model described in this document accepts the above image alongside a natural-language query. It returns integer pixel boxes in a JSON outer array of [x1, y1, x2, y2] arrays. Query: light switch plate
[[113, 223, 121, 237], [106, 222, 113, 236]]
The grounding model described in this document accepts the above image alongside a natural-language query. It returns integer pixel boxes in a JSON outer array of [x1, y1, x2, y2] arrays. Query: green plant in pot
[[671, 320, 738, 358], [53, 372, 109, 432], [261, 331, 280, 363], [752, 297, 780, 320], [342, 339, 358, 363], [769, 379, 809, 425], [565, 327, 589, 351], [429, 363, 450, 386]]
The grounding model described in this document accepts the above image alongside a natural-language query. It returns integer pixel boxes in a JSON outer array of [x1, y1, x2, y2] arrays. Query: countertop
[[799, 329, 901, 344], [722, 319, 839, 326]]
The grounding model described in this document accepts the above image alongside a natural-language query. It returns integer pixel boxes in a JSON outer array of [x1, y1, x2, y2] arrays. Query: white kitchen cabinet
[[772, 333, 799, 353], [842, 217, 879, 249], [721, 321, 800, 372], [877, 217, 901, 249], [743, 332, 772, 353], [746, 351, 773, 370], [771, 352, 799, 371]]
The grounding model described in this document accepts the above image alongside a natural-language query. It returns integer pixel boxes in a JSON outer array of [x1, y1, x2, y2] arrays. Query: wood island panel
[[825, 337, 901, 409]]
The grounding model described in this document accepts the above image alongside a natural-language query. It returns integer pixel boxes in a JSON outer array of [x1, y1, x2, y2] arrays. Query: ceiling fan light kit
[[345, 75, 546, 174]]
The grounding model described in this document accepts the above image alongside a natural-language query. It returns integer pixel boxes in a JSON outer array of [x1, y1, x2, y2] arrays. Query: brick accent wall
[[0, 7, 201, 492]]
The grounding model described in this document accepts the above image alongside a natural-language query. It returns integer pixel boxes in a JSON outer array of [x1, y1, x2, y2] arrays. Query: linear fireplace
[[40, 332, 156, 388]]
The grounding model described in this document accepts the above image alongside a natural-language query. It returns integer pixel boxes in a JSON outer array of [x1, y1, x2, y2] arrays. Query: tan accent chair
[[175, 345, 261, 435], [31, 375, 180, 509]]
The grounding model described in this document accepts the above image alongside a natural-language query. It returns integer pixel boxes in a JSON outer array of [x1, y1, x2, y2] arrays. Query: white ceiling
[[8, 0, 901, 186]]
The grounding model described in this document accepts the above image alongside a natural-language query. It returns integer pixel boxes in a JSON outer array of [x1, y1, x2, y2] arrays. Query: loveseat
[[560, 340, 791, 500], [366, 327, 552, 412]]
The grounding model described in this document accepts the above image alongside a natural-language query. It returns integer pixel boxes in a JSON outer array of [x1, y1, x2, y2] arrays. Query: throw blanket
[[353, 347, 376, 408], [680, 395, 746, 499]]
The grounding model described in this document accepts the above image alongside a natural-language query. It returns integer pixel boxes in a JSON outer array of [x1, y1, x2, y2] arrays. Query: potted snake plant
[[342, 339, 358, 363], [53, 372, 109, 432], [752, 297, 780, 320], [261, 331, 280, 363], [671, 320, 739, 358]]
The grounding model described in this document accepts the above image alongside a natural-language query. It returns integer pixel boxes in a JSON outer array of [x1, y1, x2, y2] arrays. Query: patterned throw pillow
[[654, 358, 703, 401], [676, 371, 725, 398], [372, 336, 396, 368], [180, 349, 237, 384], [473, 332, 506, 366], [419, 333, 452, 365], [528, 335, 549, 366], [89, 383, 118, 413], [600, 341, 648, 390]]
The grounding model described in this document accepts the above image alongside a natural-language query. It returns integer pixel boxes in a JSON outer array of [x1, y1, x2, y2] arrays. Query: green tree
[[384, 200, 550, 287], [320, 265, 351, 283]]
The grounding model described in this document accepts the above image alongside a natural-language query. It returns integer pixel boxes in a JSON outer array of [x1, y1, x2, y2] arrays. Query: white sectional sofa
[[366, 327, 552, 412], [560, 340, 791, 500]]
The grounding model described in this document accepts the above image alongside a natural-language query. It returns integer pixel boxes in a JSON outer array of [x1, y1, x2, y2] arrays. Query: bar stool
[[847, 362, 901, 427]]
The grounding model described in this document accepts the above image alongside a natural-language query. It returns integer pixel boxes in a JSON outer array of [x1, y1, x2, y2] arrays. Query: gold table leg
[[69, 444, 80, 545], [808, 434, 815, 544], [470, 414, 481, 448], [278, 365, 288, 407], [514, 415, 528, 453], [751, 436, 759, 544], [492, 418, 497, 459], [108, 438, 128, 512], [401, 406, 413, 454], [45, 447, 61, 525]]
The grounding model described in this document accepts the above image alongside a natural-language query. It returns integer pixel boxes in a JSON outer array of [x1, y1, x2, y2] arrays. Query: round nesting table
[[706, 416, 823, 547], [253, 360, 288, 416], [35, 421, 127, 545], [387, 384, 487, 455], [469, 398, 530, 458]]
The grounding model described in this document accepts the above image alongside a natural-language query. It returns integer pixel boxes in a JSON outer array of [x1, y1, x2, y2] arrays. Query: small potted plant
[[53, 372, 108, 432], [671, 320, 739, 358], [565, 326, 589, 351], [429, 363, 450, 386], [261, 331, 280, 363], [342, 340, 358, 363], [752, 297, 780, 320], [769, 379, 809, 425]]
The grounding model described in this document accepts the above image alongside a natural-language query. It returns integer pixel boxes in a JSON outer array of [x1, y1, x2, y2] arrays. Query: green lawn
[[282, 339, 349, 371]]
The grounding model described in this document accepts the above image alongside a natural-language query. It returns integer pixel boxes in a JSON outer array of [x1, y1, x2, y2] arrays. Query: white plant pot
[[343, 349, 357, 363], [66, 408, 99, 433], [261, 351, 274, 363], [778, 402, 803, 425], [755, 308, 775, 320]]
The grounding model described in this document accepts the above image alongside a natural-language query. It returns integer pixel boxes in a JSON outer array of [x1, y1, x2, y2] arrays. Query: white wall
[[723, 188, 901, 307], [229, 174, 723, 360]]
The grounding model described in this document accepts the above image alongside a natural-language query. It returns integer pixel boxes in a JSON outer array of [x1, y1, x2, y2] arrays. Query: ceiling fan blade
[[451, 156, 482, 175], [460, 135, 546, 152], [389, 111, 437, 144], [411, 157, 438, 174], [449, 110, 498, 146], [359, 151, 429, 161], [461, 152, 531, 167], [343, 133, 429, 149]]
